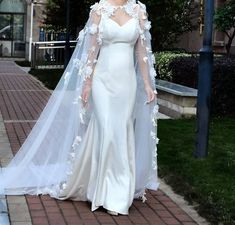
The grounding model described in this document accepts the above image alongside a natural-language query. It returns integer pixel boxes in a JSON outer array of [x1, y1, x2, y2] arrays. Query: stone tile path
[[0, 61, 209, 225]]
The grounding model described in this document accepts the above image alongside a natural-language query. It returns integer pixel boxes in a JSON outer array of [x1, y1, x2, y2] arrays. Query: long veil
[[0, 0, 159, 201]]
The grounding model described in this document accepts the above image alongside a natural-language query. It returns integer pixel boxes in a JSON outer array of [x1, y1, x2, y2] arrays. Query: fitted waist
[[95, 44, 135, 74], [100, 42, 134, 54]]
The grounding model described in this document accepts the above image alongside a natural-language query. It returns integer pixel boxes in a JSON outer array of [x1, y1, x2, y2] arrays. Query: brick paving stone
[[62, 215, 83, 225], [156, 210, 175, 218], [96, 215, 117, 224], [174, 213, 195, 222], [30, 210, 47, 218], [163, 217, 181, 225], [182, 223, 198, 225], [0, 61, 204, 225]]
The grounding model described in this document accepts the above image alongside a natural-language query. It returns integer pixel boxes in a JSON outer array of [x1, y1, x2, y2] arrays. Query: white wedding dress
[[0, 0, 159, 216]]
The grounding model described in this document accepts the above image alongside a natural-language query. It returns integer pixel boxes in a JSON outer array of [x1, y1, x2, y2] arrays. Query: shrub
[[169, 56, 199, 87], [155, 51, 192, 80], [168, 56, 235, 116]]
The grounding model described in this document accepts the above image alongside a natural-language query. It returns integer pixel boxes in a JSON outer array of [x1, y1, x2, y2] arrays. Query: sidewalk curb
[[159, 179, 210, 225]]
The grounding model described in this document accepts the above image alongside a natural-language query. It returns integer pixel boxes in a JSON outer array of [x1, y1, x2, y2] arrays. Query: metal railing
[[31, 41, 77, 69]]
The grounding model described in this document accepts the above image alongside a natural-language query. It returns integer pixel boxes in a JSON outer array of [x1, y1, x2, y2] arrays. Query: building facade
[[174, 0, 235, 54], [0, 0, 45, 59], [0, 0, 234, 60]]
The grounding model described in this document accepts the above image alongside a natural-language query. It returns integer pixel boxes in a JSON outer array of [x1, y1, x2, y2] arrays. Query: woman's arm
[[80, 4, 102, 105], [135, 3, 157, 104]]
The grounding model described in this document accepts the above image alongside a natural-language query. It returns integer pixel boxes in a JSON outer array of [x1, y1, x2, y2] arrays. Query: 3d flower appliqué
[[73, 58, 82, 69], [63, 72, 71, 85], [89, 23, 98, 35], [144, 21, 151, 30], [77, 29, 85, 42], [84, 65, 93, 78], [72, 136, 82, 149]]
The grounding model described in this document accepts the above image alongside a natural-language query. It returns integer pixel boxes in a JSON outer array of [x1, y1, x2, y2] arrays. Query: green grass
[[158, 117, 235, 225], [29, 69, 64, 90]]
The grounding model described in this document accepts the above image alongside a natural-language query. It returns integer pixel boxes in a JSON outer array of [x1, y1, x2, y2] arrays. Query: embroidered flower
[[90, 2, 102, 15], [153, 104, 159, 114], [150, 67, 157, 78], [69, 152, 75, 158], [152, 118, 157, 127], [90, 2, 99, 11], [144, 20, 151, 30], [89, 23, 98, 35], [139, 28, 146, 43], [150, 131, 156, 139], [141, 191, 147, 203], [143, 56, 148, 63], [66, 170, 73, 176], [75, 135, 82, 143], [156, 138, 160, 144], [72, 96, 80, 105], [151, 54, 156, 64], [84, 65, 93, 78], [61, 182, 67, 190], [77, 29, 85, 41], [152, 163, 157, 170], [73, 58, 82, 69], [72, 136, 82, 149], [138, 1, 147, 12], [97, 35, 103, 45], [89, 47, 95, 53], [79, 107, 86, 124], [63, 72, 71, 85], [146, 46, 151, 53]]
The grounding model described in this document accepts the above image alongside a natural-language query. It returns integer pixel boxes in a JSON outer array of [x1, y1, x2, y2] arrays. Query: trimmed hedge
[[155, 51, 192, 81], [168, 56, 235, 116]]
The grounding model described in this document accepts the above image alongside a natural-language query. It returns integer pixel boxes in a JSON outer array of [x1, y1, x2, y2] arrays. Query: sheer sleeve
[[75, 3, 102, 84], [133, 2, 160, 201], [135, 2, 157, 91]]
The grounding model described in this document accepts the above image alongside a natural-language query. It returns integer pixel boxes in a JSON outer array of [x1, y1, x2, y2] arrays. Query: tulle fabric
[[0, 0, 159, 201]]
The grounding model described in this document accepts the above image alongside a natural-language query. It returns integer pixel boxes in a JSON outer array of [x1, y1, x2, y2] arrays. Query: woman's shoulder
[[89, 1, 105, 15], [89, 1, 148, 17], [133, 1, 147, 15]]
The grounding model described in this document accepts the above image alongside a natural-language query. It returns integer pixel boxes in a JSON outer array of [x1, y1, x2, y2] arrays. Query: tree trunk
[[226, 28, 235, 57]]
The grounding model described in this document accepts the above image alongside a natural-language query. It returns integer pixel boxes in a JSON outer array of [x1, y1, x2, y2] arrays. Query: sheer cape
[[0, 0, 160, 202]]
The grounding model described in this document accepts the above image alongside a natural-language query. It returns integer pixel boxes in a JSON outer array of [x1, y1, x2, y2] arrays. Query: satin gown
[[57, 13, 141, 214], [57, 15, 140, 215]]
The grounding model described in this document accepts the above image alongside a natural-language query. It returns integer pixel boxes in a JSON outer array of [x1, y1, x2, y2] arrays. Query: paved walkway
[[0, 61, 208, 225]]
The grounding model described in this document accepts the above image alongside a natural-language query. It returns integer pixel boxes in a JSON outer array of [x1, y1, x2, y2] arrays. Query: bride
[[0, 0, 160, 216]]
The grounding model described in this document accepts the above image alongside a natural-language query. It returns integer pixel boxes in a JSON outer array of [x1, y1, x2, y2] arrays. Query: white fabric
[[0, 0, 160, 214]]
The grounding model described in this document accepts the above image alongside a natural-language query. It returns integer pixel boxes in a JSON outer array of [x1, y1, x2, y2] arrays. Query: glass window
[[0, 14, 12, 40], [0, 0, 25, 13]]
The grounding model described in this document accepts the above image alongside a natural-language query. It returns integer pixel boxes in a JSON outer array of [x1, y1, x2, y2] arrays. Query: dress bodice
[[94, 15, 139, 78], [100, 15, 140, 46]]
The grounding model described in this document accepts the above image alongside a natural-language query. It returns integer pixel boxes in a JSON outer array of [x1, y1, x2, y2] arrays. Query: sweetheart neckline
[[107, 17, 136, 28]]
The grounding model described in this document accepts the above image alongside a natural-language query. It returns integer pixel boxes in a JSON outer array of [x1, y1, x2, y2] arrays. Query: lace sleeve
[[135, 2, 157, 90], [76, 3, 102, 83]]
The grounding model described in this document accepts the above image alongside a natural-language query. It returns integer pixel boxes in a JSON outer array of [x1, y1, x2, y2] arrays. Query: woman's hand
[[81, 79, 92, 107], [144, 84, 157, 104]]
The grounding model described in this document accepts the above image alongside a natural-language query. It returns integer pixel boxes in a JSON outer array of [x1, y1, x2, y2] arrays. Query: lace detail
[[90, 0, 139, 18]]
